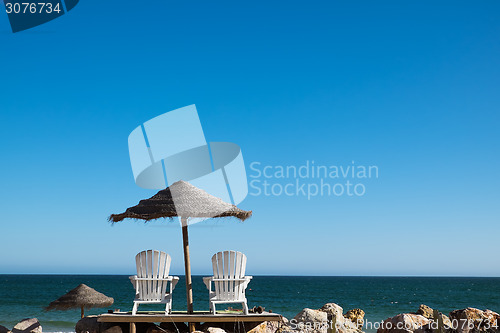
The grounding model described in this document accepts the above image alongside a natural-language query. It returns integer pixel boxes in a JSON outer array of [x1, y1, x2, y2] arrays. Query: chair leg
[[211, 302, 216, 315], [242, 302, 248, 315], [165, 302, 169, 314], [132, 302, 139, 315]]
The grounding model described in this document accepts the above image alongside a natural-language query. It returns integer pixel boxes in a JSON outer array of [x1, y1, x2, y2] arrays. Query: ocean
[[0, 275, 499, 332]]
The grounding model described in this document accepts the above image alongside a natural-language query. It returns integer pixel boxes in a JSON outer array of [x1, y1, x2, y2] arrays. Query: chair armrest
[[203, 276, 252, 288], [171, 276, 179, 290], [203, 276, 212, 290], [130, 275, 179, 291], [129, 275, 138, 291], [243, 276, 252, 288], [131, 277, 177, 281]]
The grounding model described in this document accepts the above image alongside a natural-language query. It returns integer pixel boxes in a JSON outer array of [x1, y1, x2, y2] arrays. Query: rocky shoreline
[[1, 304, 498, 333]]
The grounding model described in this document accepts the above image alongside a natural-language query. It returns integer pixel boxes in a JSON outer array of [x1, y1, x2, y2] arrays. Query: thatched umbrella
[[109, 180, 251, 330], [45, 284, 114, 319]]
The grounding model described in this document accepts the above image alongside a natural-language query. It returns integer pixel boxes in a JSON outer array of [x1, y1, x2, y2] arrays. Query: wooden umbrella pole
[[181, 217, 195, 333], [81, 306, 84, 319]]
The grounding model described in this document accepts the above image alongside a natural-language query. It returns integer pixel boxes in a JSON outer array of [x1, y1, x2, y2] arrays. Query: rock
[[416, 305, 434, 320], [484, 310, 500, 331], [412, 324, 432, 333], [413, 314, 453, 333], [292, 304, 362, 333], [336, 317, 361, 333], [295, 307, 328, 322], [205, 328, 227, 333], [102, 326, 122, 333], [436, 312, 452, 329], [76, 316, 99, 333], [292, 308, 328, 332], [377, 314, 429, 333], [276, 318, 291, 333], [318, 304, 361, 333], [449, 308, 500, 333], [247, 322, 272, 333], [76, 317, 129, 333], [320, 303, 344, 319], [345, 309, 365, 329], [414, 305, 452, 330], [208, 328, 229, 333], [247, 319, 289, 333], [317, 303, 362, 333], [12, 319, 42, 333], [198, 323, 238, 333], [0, 325, 10, 333]]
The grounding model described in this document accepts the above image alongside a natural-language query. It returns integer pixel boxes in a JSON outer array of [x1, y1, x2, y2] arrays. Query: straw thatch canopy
[[45, 284, 114, 311], [109, 180, 252, 222]]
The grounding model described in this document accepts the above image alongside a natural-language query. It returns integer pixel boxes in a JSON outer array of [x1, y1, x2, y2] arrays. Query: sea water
[[1, 275, 499, 332]]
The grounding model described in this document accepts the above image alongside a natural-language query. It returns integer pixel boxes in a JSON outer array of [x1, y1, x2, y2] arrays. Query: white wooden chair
[[203, 251, 252, 315], [129, 250, 179, 315]]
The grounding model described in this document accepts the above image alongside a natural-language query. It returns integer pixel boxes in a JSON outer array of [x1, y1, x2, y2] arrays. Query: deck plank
[[98, 312, 282, 323]]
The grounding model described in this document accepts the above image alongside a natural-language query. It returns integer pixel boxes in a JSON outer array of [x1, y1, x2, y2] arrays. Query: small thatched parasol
[[45, 284, 114, 319], [109, 180, 251, 332]]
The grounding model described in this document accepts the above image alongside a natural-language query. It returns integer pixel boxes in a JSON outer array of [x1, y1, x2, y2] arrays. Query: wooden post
[[438, 312, 444, 333], [130, 322, 136, 333], [433, 309, 444, 333], [181, 217, 195, 333], [327, 314, 337, 333], [81, 306, 84, 319]]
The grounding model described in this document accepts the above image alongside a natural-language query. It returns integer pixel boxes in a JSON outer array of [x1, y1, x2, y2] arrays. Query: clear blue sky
[[0, 0, 499, 276]]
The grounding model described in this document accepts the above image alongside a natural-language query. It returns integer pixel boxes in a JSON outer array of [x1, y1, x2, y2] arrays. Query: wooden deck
[[98, 311, 282, 323], [98, 311, 283, 333]]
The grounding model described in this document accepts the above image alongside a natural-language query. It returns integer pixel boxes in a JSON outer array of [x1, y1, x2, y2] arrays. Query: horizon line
[[1, 273, 499, 278]]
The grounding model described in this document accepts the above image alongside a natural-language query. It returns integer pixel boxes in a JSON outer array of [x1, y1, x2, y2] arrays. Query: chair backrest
[[211, 250, 247, 301], [135, 250, 172, 301]]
